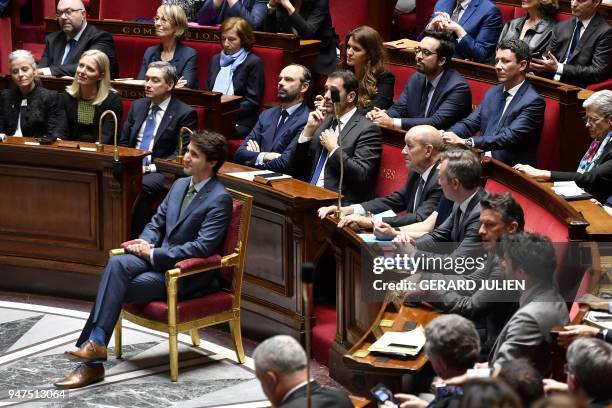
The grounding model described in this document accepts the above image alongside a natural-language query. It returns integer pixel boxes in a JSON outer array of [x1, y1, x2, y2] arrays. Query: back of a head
[[500, 232, 557, 284], [425, 314, 480, 373], [498, 358, 544, 407], [460, 378, 522, 408], [252, 335, 307, 377], [566, 338, 612, 402], [440, 148, 482, 190]]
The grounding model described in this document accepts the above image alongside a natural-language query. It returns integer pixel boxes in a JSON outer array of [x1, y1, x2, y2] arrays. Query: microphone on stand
[[330, 88, 344, 219], [301, 262, 315, 408]]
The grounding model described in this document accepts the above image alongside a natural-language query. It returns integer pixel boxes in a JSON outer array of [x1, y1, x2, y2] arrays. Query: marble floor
[[0, 291, 346, 407]]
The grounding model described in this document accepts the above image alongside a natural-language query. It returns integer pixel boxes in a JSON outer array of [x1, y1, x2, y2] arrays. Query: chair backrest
[[375, 144, 410, 198], [0, 18, 12, 75], [385, 63, 417, 103], [329, 0, 369, 45], [98, 0, 160, 20], [221, 189, 253, 301]]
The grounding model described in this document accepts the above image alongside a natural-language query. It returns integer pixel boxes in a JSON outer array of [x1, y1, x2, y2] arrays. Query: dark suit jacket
[[234, 103, 310, 172], [137, 43, 198, 89], [281, 381, 352, 408], [292, 112, 382, 204], [415, 188, 488, 273], [498, 15, 555, 59], [387, 68, 472, 130], [264, 0, 339, 75], [119, 96, 198, 159], [197, 0, 268, 30], [206, 52, 264, 137], [548, 14, 612, 88], [426, 0, 502, 63], [448, 81, 545, 166], [39, 23, 119, 78], [0, 85, 65, 140], [551, 139, 612, 203], [357, 70, 395, 115], [489, 283, 569, 375], [61, 90, 123, 144], [361, 163, 442, 227]]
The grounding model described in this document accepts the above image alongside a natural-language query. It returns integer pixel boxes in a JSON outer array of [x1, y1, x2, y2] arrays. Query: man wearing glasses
[[366, 30, 472, 132], [39, 0, 118, 78]]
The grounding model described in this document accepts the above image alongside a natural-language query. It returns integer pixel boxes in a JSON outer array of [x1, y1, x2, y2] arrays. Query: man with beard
[[367, 30, 471, 132], [317, 125, 443, 229], [234, 64, 311, 172]]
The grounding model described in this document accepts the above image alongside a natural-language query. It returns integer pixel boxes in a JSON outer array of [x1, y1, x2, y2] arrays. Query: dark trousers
[[131, 172, 166, 238]]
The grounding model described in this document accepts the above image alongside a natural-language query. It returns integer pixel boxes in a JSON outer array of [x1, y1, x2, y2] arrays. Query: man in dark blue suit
[[197, 0, 268, 29], [424, 0, 502, 63], [54, 130, 233, 389], [119, 61, 198, 236], [443, 39, 545, 166], [234, 64, 311, 172], [367, 30, 472, 131]]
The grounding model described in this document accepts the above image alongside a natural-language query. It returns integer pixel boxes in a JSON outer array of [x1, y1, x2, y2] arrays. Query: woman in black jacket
[[62, 49, 123, 144], [0, 49, 65, 140], [338, 26, 395, 115], [515, 90, 612, 203]]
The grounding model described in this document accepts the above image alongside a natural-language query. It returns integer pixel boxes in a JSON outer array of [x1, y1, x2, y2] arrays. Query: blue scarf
[[212, 48, 248, 96]]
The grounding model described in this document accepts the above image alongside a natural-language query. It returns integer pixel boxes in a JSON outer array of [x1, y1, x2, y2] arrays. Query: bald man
[[39, 0, 119, 78], [319, 125, 443, 229]]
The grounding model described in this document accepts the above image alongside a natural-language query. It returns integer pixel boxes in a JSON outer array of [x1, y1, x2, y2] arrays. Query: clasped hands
[[366, 107, 394, 127], [429, 12, 465, 37], [267, 0, 294, 13], [125, 239, 154, 261], [245, 139, 281, 161]]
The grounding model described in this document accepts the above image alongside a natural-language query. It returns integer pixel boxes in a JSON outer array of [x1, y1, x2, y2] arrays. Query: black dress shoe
[[66, 340, 107, 361], [54, 364, 104, 389]]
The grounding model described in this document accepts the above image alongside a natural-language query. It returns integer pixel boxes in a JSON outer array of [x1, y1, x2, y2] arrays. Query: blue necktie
[[566, 21, 583, 62], [140, 105, 161, 165], [62, 39, 77, 65], [309, 120, 337, 185]]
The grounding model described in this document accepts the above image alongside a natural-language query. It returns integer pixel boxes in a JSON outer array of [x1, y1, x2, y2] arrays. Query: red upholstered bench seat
[[495, 2, 573, 23], [124, 291, 234, 323], [375, 144, 410, 198], [385, 64, 417, 103], [0, 18, 12, 75]]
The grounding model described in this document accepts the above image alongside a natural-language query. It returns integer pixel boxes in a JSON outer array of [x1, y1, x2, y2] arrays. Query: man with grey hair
[[38, 0, 118, 78], [392, 314, 480, 407], [566, 338, 612, 407], [253, 335, 352, 407], [119, 61, 198, 236], [318, 125, 443, 231]]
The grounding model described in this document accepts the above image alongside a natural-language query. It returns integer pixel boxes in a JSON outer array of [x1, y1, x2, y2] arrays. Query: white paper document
[[368, 327, 426, 356], [584, 311, 612, 330], [552, 181, 590, 199], [226, 170, 292, 182]]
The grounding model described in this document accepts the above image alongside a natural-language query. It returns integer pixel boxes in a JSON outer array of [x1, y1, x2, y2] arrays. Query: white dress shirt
[[554, 14, 595, 81]]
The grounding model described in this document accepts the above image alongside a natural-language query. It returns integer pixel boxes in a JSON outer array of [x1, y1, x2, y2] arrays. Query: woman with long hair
[[62, 49, 123, 144], [338, 25, 395, 114]]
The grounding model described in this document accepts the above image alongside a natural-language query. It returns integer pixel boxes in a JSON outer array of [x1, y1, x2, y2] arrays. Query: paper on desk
[[368, 327, 426, 356], [585, 311, 612, 330], [226, 170, 291, 182], [552, 181, 591, 199], [358, 233, 394, 244], [372, 209, 397, 224]]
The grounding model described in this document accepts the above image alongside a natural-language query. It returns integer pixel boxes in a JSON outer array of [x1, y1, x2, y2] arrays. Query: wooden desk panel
[[156, 159, 338, 340], [0, 137, 145, 296]]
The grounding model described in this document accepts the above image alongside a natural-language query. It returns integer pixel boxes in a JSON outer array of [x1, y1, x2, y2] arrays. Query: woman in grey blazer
[[496, 0, 557, 59]]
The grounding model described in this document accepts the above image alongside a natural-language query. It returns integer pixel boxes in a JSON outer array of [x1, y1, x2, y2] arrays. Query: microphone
[[301, 262, 315, 408], [178, 127, 194, 164], [329, 88, 344, 219]]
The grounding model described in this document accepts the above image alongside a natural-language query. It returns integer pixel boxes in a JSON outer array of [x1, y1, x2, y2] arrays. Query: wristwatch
[[465, 137, 475, 148]]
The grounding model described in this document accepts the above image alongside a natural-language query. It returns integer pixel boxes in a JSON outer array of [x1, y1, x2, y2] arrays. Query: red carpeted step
[[311, 304, 336, 366]]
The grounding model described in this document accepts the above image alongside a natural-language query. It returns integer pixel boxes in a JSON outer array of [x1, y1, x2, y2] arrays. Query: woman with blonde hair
[[62, 49, 123, 144], [497, 0, 558, 59], [338, 25, 394, 114], [137, 4, 198, 89], [0, 49, 64, 140], [206, 17, 264, 138]]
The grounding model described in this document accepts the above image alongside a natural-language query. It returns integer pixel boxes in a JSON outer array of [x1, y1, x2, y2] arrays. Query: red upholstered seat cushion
[[98, 0, 160, 20], [587, 78, 612, 91], [124, 291, 234, 323], [113, 36, 159, 79], [485, 179, 569, 241], [329, 0, 368, 43], [386, 64, 417, 103], [537, 98, 561, 170], [375, 144, 410, 198], [396, 12, 417, 33]]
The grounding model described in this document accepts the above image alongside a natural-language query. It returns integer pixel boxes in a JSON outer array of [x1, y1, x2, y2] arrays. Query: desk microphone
[[301, 262, 315, 408], [330, 88, 344, 219]]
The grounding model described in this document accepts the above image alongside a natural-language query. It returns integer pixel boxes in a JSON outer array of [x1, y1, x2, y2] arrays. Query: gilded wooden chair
[[112, 188, 253, 381]]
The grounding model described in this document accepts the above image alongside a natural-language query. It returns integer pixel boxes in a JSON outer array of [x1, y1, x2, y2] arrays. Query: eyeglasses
[[582, 115, 605, 125], [415, 47, 437, 57], [56, 8, 83, 17]]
